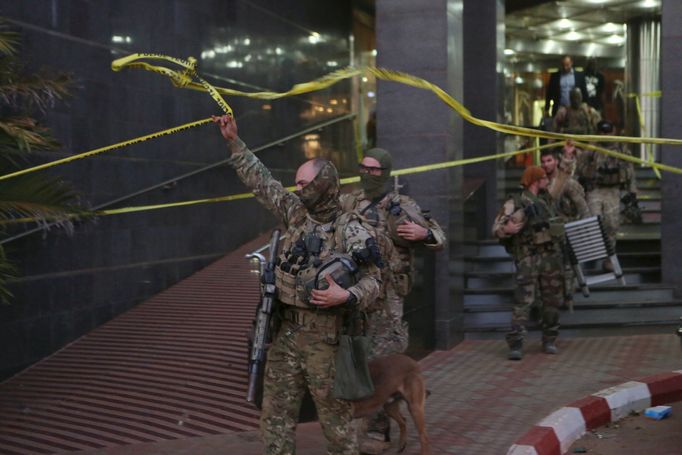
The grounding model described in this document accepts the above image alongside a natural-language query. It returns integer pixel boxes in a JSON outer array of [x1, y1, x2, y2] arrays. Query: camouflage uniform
[[552, 103, 601, 135], [493, 190, 564, 348], [577, 143, 637, 248], [340, 190, 446, 358], [547, 157, 590, 307], [227, 139, 381, 455]]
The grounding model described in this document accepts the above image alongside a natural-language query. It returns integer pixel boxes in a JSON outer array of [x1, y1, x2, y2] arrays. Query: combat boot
[[360, 433, 391, 454], [508, 340, 523, 360], [542, 337, 558, 354]]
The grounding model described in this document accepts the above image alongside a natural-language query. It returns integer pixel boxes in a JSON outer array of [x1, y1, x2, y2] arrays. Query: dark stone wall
[[660, 0, 682, 295], [0, 0, 354, 380]]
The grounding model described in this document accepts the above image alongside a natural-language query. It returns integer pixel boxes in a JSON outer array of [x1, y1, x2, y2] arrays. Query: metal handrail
[[1, 113, 356, 245]]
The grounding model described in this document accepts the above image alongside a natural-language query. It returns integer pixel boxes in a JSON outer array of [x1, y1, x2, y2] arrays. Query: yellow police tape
[[2, 54, 680, 184], [628, 91, 662, 179], [0, 117, 214, 182], [111, 54, 682, 147], [2, 141, 559, 224], [1, 53, 679, 225]]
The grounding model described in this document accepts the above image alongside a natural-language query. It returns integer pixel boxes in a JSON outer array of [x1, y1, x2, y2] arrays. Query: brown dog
[[352, 354, 430, 455]]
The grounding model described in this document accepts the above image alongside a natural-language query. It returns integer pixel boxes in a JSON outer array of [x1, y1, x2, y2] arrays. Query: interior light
[[243, 38, 251, 46], [607, 34, 625, 44], [566, 31, 581, 41], [504, 49, 516, 55], [603, 22, 619, 33], [371, 49, 377, 56], [640, 0, 658, 7], [326, 61, 339, 67], [275, 47, 283, 55], [558, 19, 572, 29]]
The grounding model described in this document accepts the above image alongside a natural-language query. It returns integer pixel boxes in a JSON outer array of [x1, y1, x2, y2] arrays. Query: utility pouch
[[332, 311, 374, 400], [393, 272, 412, 297], [532, 229, 552, 245], [548, 218, 566, 238]]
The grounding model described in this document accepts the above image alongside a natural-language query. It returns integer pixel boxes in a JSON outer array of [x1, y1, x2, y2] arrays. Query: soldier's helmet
[[298, 254, 359, 304]]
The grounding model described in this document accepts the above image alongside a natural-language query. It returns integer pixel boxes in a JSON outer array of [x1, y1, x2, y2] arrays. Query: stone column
[[463, 0, 504, 235], [375, 0, 464, 349], [660, 0, 682, 294]]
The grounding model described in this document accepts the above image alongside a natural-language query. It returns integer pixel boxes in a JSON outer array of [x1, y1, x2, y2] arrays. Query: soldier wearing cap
[[576, 120, 637, 270], [339, 148, 445, 453], [493, 166, 565, 360], [213, 114, 381, 455]]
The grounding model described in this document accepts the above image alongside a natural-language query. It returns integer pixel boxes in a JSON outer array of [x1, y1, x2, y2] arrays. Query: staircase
[[461, 167, 682, 340]]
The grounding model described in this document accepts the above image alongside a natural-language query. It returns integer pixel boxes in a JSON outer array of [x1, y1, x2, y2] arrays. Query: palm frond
[[0, 173, 90, 233], [0, 244, 16, 304], [0, 20, 19, 56], [0, 72, 74, 113], [0, 116, 60, 153]]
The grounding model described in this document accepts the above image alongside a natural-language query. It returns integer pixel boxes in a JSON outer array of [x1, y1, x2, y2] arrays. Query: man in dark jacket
[[545, 55, 589, 117]]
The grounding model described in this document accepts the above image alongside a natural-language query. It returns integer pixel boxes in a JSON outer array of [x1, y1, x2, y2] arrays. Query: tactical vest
[[274, 212, 356, 309], [562, 105, 591, 134], [503, 191, 562, 260], [581, 147, 630, 189], [343, 191, 414, 297]]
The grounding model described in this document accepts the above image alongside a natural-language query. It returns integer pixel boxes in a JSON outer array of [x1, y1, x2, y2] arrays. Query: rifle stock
[[247, 229, 281, 404]]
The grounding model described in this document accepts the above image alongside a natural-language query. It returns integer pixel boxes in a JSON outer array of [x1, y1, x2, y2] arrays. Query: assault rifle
[[247, 229, 281, 405]]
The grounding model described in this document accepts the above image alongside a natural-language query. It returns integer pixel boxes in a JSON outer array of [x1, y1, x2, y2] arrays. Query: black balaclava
[[295, 159, 341, 223], [360, 148, 393, 199]]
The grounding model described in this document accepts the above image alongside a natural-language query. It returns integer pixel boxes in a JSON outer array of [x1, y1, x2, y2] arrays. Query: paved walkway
[[79, 333, 682, 455], [1, 232, 680, 455]]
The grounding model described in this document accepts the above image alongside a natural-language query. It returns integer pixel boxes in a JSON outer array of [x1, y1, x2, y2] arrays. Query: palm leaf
[[0, 20, 18, 56], [0, 173, 89, 231], [0, 72, 74, 113]]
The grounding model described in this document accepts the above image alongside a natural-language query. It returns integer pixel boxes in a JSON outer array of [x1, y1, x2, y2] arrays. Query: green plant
[[0, 19, 86, 303]]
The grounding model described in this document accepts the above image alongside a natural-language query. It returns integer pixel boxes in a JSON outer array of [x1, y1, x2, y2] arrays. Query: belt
[[281, 307, 340, 326]]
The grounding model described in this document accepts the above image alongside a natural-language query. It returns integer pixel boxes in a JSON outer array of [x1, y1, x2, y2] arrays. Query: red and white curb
[[507, 370, 682, 455]]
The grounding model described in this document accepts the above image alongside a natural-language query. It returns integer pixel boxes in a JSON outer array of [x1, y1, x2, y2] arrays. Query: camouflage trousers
[[368, 286, 409, 359], [507, 250, 563, 346], [587, 186, 620, 248], [261, 316, 357, 455]]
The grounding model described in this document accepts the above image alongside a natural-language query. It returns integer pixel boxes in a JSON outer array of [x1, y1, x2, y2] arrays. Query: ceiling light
[[607, 34, 625, 45], [602, 22, 619, 33], [566, 31, 582, 41], [308, 33, 321, 44], [558, 19, 572, 29], [640, 0, 658, 7], [504, 49, 516, 55]]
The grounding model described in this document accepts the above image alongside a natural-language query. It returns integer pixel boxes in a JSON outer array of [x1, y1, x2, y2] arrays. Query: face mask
[[295, 185, 322, 212], [295, 161, 340, 222], [360, 173, 390, 199]]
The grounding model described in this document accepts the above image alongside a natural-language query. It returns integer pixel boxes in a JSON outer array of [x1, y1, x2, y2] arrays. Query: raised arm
[[214, 115, 302, 227]]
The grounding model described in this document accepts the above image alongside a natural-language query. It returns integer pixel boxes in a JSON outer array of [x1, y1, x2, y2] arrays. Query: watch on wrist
[[345, 291, 358, 307], [424, 229, 436, 244]]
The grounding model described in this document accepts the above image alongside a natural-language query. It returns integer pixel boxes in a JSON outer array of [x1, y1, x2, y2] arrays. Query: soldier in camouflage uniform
[[338, 148, 445, 454], [493, 166, 565, 360], [553, 87, 601, 135], [576, 120, 637, 271], [213, 115, 381, 455], [540, 143, 590, 309]]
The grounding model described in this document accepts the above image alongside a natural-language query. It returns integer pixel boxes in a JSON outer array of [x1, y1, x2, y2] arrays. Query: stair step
[[463, 284, 675, 306], [464, 322, 680, 340], [464, 302, 682, 328], [465, 267, 661, 289]]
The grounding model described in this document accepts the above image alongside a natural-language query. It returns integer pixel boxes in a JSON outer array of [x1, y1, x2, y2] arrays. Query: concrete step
[[463, 302, 682, 328], [462, 284, 675, 306], [464, 322, 680, 340], [465, 267, 661, 289], [462, 251, 660, 272]]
